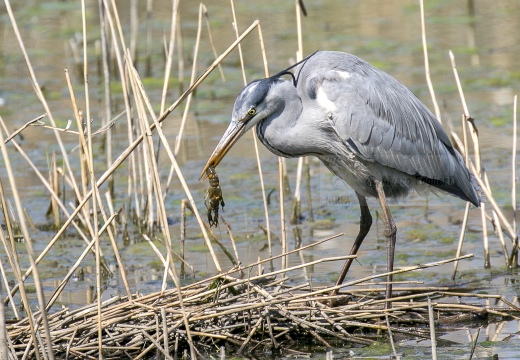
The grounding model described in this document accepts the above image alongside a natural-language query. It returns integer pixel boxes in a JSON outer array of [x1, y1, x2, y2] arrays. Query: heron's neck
[[255, 86, 303, 157]]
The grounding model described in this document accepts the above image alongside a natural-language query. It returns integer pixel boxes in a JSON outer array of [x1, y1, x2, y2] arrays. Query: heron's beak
[[199, 121, 247, 180]]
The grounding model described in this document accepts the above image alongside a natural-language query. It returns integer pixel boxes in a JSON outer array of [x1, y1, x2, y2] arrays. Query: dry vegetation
[[0, 0, 519, 359]]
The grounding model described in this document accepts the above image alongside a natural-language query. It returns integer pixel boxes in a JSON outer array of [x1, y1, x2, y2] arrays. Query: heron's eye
[[248, 107, 256, 115]]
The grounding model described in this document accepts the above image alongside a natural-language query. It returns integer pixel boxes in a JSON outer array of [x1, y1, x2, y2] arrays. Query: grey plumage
[[201, 51, 481, 307]]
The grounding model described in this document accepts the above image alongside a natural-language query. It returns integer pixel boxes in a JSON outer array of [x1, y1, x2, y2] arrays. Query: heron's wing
[[297, 52, 478, 203]]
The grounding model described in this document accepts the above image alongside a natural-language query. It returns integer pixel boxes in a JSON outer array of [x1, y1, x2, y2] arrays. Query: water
[[0, 0, 519, 358]]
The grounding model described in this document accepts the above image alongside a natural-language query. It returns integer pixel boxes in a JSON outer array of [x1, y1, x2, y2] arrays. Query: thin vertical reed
[[290, 0, 305, 225], [160, 0, 179, 115], [180, 200, 187, 278], [98, 0, 114, 197], [280, 158, 288, 269], [419, 0, 442, 123], [512, 95, 517, 234], [130, 0, 138, 63], [257, 23, 273, 258], [145, 0, 153, 76], [0, 258, 19, 319], [305, 157, 314, 222], [428, 298, 437, 360], [203, 5, 226, 82], [50, 153, 60, 228], [174, 2, 203, 156], [177, 17, 185, 91], [484, 173, 508, 265], [468, 326, 482, 360], [452, 202, 471, 280], [0, 284, 6, 360]]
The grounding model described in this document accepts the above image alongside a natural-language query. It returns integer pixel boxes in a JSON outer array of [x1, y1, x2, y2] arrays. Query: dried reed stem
[[98, 0, 113, 197], [290, 0, 306, 225], [452, 201, 471, 280], [428, 297, 437, 359], [513, 95, 518, 236], [257, 23, 274, 258], [419, 0, 442, 122], [0, 258, 18, 319], [2, 114, 46, 145], [174, 2, 202, 157]]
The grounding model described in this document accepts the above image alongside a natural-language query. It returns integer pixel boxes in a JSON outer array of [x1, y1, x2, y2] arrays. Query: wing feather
[[294, 51, 479, 205]]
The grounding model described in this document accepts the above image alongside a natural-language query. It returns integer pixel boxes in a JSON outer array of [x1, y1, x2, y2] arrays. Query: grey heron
[[201, 51, 480, 307]]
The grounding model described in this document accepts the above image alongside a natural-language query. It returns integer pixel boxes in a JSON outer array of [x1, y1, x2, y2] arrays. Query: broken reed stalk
[[452, 202, 471, 280], [449, 50, 491, 267], [449, 50, 518, 265], [484, 172, 509, 264], [2, 113, 46, 145]]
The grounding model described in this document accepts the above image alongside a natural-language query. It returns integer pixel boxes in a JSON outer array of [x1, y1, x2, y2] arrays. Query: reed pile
[[5, 253, 520, 359]]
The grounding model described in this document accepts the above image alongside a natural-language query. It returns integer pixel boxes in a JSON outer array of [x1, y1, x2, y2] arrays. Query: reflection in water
[[0, 0, 519, 358]]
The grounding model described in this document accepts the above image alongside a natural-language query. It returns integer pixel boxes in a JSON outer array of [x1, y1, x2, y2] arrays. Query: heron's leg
[[374, 179, 397, 309], [330, 192, 372, 303]]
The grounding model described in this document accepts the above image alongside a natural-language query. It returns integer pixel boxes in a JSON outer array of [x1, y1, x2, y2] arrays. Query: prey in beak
[[199, 120, 248, 180], [199, 118, 248, 227]]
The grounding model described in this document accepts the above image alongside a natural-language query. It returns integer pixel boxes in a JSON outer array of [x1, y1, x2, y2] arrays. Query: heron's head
[[200, 76, 290, 179]]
